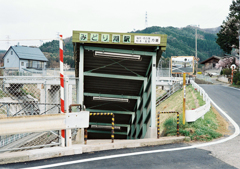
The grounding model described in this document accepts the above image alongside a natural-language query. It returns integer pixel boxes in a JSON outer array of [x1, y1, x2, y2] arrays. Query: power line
[[0, 39, 57, 41]]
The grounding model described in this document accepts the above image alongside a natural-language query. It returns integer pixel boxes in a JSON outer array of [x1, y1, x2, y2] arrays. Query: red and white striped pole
[[59, 35, 65, 147]]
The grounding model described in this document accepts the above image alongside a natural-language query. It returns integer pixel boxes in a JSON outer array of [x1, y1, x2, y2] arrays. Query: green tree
[[216, 0, 240, 54]]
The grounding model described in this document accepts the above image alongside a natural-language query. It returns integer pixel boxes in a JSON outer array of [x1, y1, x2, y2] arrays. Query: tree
[[216, 0, 240, 54]]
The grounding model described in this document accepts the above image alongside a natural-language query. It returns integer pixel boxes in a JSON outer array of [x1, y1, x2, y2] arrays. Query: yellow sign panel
[[72, 30, 167, 48]]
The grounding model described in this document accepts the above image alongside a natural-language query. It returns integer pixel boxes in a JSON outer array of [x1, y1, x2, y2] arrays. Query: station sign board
[[73, 31, 165, 47]]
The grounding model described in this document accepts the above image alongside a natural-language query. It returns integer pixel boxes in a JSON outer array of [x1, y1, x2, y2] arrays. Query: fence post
[[158, 112, 179, 138], [84, 128, 87, 145], [65, 77, 72, 147], [183, 73, 186, 125], [112, 113, 114, 143], [177, 112, 179, 137], [44, 80, 46, 114], [157, 112, 160, 139], [59, 34, 65, 147]]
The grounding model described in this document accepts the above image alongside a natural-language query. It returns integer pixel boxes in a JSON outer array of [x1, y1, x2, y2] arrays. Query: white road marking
[[221, 85, 240, 91], [21, 95, 240, 169]]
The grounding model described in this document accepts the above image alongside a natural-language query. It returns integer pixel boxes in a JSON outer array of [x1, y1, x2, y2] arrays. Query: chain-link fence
[[0, 76, 77, 152], [157, 68, 171, 77]]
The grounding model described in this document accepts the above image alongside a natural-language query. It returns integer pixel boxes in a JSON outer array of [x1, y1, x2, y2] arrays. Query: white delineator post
[[59, 35, 65, 147]]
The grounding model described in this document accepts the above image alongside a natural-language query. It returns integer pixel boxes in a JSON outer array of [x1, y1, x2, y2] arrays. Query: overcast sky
[[0, 0, 233, 50]]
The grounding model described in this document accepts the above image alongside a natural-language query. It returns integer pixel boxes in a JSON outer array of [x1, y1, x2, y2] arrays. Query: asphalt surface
[[0, 144, 236, 169], [1, 83, 239, 169], [199, 84, 240, 168], [172, 67, 193, 73], [200, 84, 240, 125]]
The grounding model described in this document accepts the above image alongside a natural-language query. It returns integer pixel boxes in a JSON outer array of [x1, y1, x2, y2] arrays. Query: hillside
[[40, 38, 74, 68], [39, 26, 223, 68], [133, 26, 223, 61], [201, 26, 221, 34]]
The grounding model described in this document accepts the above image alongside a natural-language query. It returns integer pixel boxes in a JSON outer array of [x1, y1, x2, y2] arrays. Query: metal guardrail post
[[157, 111, 179, 138]]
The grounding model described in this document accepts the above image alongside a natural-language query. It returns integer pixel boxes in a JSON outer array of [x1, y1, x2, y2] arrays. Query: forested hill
[[40, 26, 223, 68], [133, 26, 223, 61]]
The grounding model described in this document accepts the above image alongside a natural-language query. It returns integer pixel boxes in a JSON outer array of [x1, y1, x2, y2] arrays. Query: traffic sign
[[171, 56, 195, 74]]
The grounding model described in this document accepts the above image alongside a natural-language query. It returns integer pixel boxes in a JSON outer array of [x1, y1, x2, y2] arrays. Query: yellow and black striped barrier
[[157, 111, 179, 138], [84, 113, 115, 145]]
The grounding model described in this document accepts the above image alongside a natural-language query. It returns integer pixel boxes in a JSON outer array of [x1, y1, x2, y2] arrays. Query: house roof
[[200, 55, 221, 64], [3, 46, 48, 62]]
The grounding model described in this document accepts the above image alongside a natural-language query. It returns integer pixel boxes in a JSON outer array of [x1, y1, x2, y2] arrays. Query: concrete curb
[[0, 145, 83, 165], [0, 136, 186, 164]]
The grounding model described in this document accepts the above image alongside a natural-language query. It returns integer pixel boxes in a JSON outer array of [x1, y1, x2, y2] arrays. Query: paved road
[[1, 84, 239, 169], [0, 144, 236, 169], [172, 67, 193, 73], [199, 84, 240, 168], [200, 85, 240, 125]]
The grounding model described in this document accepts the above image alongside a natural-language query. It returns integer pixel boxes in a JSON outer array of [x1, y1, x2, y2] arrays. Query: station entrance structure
[[72, 31, 167, 139]]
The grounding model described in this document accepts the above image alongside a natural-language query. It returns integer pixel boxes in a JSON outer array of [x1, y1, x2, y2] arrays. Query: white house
[[2, 45, 48, 73]]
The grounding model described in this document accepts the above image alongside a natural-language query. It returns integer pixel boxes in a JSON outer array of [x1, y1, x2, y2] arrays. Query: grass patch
[[157, 84, 224, 142], [163, 108, 222, 141], [190, 86, 205, 106], [230, 84, 240, 89]]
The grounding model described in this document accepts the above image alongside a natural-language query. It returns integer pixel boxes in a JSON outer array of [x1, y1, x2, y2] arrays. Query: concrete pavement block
[[0, 136, 186, 164], [0, 152, 29, 164]]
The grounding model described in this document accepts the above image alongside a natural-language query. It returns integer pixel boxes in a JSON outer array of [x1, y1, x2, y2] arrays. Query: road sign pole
[[59, 34, 65, 147], [183, 73, 186, 125]]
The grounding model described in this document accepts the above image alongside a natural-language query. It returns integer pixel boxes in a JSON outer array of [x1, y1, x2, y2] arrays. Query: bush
[[233, 71, 240, 85], [222, 68, 231, 76]]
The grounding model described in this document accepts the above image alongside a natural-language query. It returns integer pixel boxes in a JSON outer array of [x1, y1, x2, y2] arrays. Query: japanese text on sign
[[134, 36, 160, 44]]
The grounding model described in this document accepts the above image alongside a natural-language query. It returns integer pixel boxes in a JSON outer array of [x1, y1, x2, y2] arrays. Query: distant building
[[2, 45, 48, 73], [200, 55, 221, 72]]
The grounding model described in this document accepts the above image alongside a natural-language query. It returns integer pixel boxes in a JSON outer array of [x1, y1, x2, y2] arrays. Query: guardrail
[[186, 80, 211, 122]]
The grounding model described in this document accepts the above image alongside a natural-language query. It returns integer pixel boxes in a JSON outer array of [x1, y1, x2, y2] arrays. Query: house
[[200, 55, 221, 75], [2, 45, 48, 73]]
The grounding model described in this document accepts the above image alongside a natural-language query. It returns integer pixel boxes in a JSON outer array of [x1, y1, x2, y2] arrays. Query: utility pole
[[195, 26, 198, 73], [145, 12, 148, 29], [239, 28, 240, 71]]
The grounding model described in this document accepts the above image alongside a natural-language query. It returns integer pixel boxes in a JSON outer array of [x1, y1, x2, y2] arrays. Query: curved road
[[1, 84, 240, 169], [199, 84, 240, 168]]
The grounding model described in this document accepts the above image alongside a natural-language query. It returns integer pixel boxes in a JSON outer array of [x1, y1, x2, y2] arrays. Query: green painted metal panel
[[87, 129, 127, 135], [72, 30, 167, 48], [84, 72, 147, 81], [84, 92, 140, 100], [83, 46, 156, 56], [89, 122, 130, 128], [86, 109, 135, 115]]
